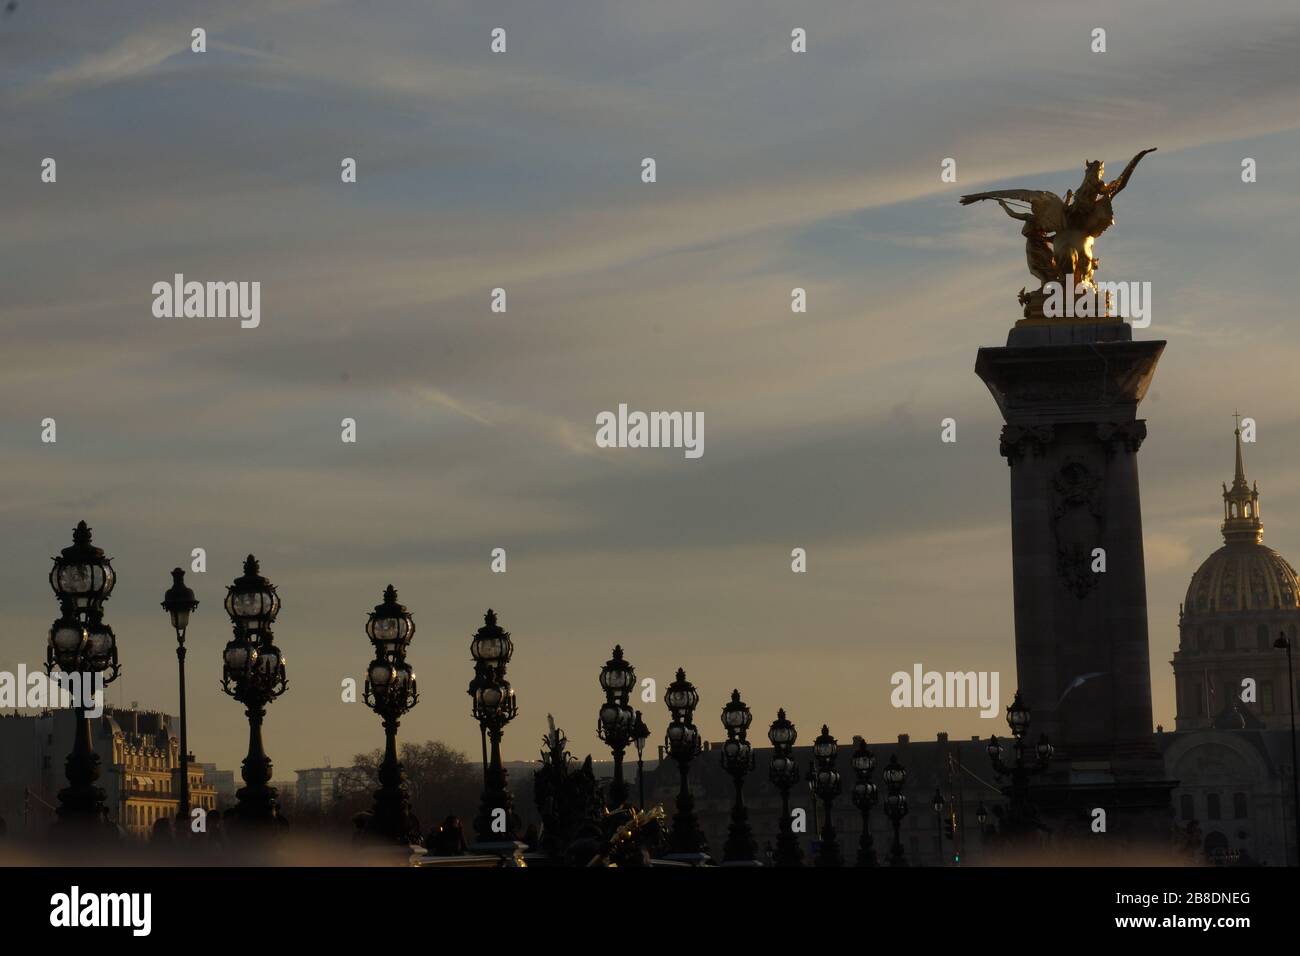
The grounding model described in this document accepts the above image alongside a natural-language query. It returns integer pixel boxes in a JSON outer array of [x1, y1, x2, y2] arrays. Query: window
[[1262, 681, 1275, 715], [1180, 794, 1194, 820], [1207, 793, 1222, 821], [1223, 627, 1235, 652], [1194, 684, 1205, 716], [1233, 793, 1248, 819], [1258, 625, 1270, 650]]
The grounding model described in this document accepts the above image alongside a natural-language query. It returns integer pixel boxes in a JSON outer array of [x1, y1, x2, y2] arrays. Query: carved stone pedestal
[[976, 321, 1176, 843]]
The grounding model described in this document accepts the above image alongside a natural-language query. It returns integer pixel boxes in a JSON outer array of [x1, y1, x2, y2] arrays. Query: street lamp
[[220, 555, 288, 825], [358, 585, 421, 846], [468, 609, 521, 850], [767, 709, 803, 867], [663, 667, 708, 860], [850, 736, 878, 866], [161, 568, 199, 824], [719, 689, 757, 864], [47, 521, 119, 829], [988, 690, 1052, 839], [1276, 632, 1300, 866], [632, 710, 651, 809], [597, 645, 636, 809], [810, 724, 843, 867], [931, 786, 946, 865], [882, 752, 909, 866]]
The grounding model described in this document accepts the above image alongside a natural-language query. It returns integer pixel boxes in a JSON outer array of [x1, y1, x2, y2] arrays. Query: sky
[[3, 0, 1300, 777]]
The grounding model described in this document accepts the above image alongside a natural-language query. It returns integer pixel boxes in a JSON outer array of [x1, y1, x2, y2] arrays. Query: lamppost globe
[[932, 788, 945, 815], [366, 585, 414, 658], [813, 724, 838, 760], [48, 617, 87, 672], [1036, 733, 1054, 761], [1006, 690, 1031, 740], [722, 689, 753, 733], [599, 645, 635, 695], [469, 609, 512, 670], [83, 619, 117, 673], [851, 739, 875, 775], [224, 555, 281, 633], [161, 568, 199, 633], [986, 735, 1003, 762], [883, 753, 907, 788], [768, 709, 797, 749], [665, 668, 699, 716], [49, 521, 116, 614]]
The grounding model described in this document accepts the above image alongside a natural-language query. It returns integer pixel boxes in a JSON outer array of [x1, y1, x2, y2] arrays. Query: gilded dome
[[1185, 543, 1300, 614], [1183, 422, 1300, 615]]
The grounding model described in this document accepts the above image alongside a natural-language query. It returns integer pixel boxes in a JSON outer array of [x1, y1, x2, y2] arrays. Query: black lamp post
[[358, 585, 421, 845], [220, 555, 288, 825], [597, 645, 636, 809], [719, 689, 757, 864], [931, 787, 946, 866], [987, 690, 1052, 839], [1276, 632, 1300, 866], [161, 568, 199, 824], [810, 724, 843, 867], [767, 708, 803, 867], [850, 736, 878, 867], [47, 521, 119, 829], [882, 753, 909, 866], [468, 609, 521, 849], [632, 710, 651, 809], [663, 667, 708, 859]]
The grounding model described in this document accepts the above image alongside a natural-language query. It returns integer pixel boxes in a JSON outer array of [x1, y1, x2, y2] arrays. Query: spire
[[1222, 416, 1262, 544]]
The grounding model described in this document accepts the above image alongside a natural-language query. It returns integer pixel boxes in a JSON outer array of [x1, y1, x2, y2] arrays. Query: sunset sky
[[3, 0, 1300, 776]]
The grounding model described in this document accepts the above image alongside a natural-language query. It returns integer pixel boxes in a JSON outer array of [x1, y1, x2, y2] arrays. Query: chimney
[[937, 732, 948, 743], [898, 733, 909, 745]]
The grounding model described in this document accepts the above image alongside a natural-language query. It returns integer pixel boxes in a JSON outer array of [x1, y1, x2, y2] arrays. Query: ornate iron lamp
[[596, 645, 636, 808], [767, 708, 803, 866], [220, 555, 288, 825], [810, 724, 843, 866], [719, 689, 757, 864], [850, 736, 878, 866], [663, 667, 707, 859], [882, 752, 909, 866], [358, 585, 421, 845], [468, 609, 521, 849], [47, 521, 119, 829], [632, 710, 651, 809], [161, 568, 199, 822], [987, 690, 1052, 838]]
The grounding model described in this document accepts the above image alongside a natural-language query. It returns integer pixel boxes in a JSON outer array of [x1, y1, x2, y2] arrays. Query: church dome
[[1183, 422, 1300, 615]]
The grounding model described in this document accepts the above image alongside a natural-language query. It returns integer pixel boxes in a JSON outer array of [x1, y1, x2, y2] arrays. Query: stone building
[[0, 706, 217, 837]]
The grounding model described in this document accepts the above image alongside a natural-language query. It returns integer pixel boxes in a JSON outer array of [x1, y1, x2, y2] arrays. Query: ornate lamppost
[[663, 668, 708, 860], [220, 555, 288, 825], [767, 708, 803, 867], [987, 690, 1052, 839], [358, 585, 421, 845], [47, 521, 119, 829], [161, 568, 199, 823], [810, 724, 843, 867], [597, 645, 636, 809], [719, 690, 758, 864], [468, 609, 521, 850], [632, 710, 651, 809], [850, 736, 878, 867], [882, 753, 909, 866]]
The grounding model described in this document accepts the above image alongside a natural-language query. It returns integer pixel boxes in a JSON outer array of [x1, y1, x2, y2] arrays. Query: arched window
[[1180, 794, 1194, 820], [1207, 793, 1222, 820], [1233, 793, 1248, 819]]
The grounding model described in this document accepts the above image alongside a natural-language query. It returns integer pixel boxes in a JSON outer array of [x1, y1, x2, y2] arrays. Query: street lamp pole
[[468, 609, 521, 850], [632, 711, 650, 809], [597, 645, 636, 809], [720, 690, 757, 864], [850, 736, 878, 867], [161, 568, 199, 824], [987, 690, 1052, 840], [359, 585, 421, 845], [220, 555, 288, 826], [882, 753, 909, 867], [663, 668, 708, 861], [811, 724, 844, 867], [47, 521, 119, 832], [767, 709, 803, 867], [1276, 632, 1300, 866]]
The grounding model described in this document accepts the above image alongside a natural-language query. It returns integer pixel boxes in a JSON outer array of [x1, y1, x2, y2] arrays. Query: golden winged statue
[[960, 148, 1155, 317]]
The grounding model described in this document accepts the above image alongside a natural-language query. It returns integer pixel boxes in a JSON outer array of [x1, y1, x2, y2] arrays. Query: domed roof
[[1184, 422, 1300, 615], [1185, 543, 1300, 614]]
